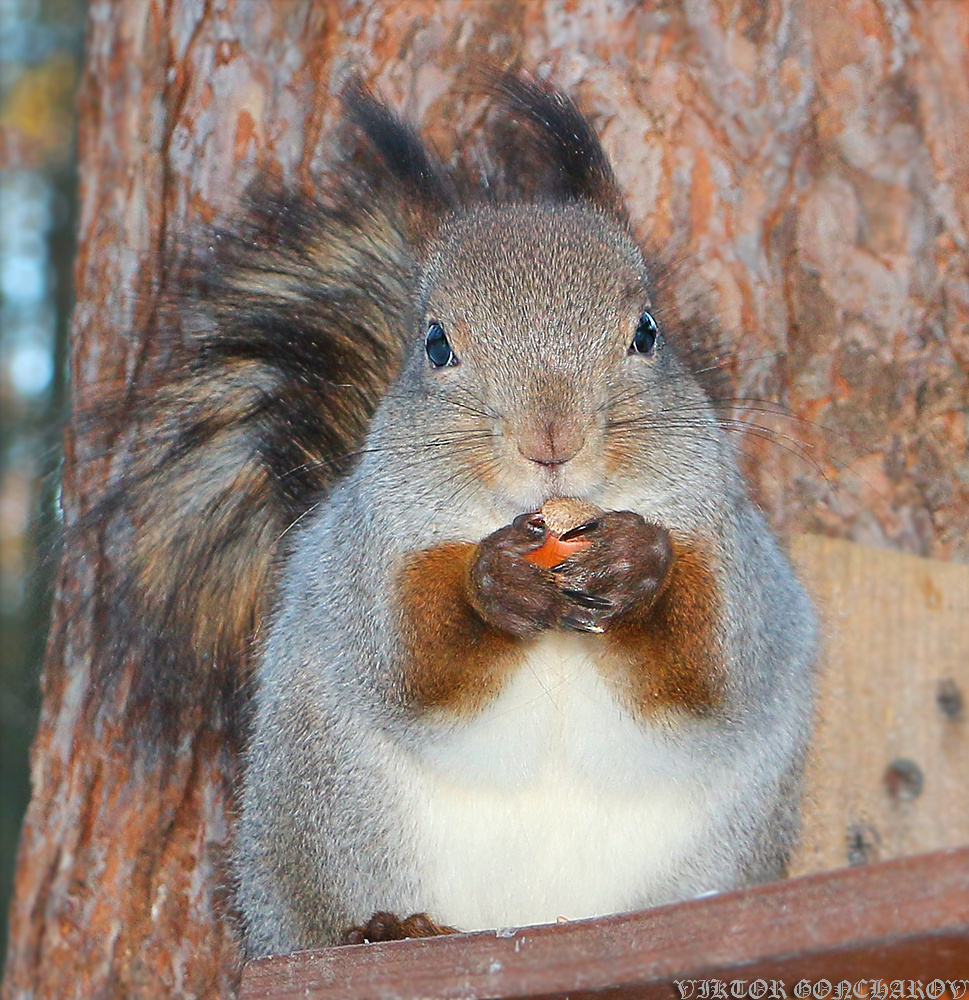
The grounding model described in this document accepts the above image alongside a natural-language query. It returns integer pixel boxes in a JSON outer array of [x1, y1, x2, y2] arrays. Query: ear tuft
[[341, 78, 454, 216], [492, 73, 626, 220]]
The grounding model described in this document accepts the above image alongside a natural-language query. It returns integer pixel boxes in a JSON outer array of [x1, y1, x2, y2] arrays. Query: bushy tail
[[80, 86, 453, 746]]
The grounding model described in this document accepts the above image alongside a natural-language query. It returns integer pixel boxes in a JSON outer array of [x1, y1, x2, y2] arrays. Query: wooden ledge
[[240, 846, 969, 999]]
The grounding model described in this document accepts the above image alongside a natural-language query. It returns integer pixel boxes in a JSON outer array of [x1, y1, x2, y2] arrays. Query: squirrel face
[[388, 201, 725, 516]]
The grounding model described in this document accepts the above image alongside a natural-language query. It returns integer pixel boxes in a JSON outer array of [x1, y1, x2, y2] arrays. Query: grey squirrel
[[89, 74, 816, 956]]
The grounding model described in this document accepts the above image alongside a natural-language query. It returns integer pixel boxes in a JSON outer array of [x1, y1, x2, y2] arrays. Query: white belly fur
[[396, 633, 719, 931]]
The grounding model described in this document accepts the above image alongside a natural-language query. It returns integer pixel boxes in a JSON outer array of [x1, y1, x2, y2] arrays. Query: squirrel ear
[[491, 73, 627, 222], [341, 79, 454, 236]]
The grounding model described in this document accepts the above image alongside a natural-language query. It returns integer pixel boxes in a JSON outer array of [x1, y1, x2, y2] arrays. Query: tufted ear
[[492, 72, 627, 221], [342, 79, 455, 233]]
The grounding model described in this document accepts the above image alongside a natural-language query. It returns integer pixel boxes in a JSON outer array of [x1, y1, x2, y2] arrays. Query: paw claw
[[558, 518, 601, 541], [562, 614, 605, 634], [512, 511, 547, 537], [561, 588, 613, 610]]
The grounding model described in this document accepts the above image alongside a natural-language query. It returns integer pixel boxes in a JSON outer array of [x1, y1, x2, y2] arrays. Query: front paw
[[468, 513, 566, 637], [553, 512, 673, 630]]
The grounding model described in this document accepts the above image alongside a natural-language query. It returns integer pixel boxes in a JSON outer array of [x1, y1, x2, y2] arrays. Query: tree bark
[[3, 1, 968, 997]]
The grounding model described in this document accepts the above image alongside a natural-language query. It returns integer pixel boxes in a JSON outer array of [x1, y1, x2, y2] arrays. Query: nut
[[539, 497, 602, 536], [523, 498, 604, 569]]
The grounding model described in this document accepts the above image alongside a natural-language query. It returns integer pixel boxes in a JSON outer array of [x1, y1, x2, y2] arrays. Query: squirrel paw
[[468, 513, 567, 637], [341, 911, 458, 945], [553, 512, 673, 630]]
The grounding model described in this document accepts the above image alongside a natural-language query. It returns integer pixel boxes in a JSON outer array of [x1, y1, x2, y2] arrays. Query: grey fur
[[236, 197, 816, 954]]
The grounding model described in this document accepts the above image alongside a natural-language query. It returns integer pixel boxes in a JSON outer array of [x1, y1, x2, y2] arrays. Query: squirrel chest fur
[[96, 76, 816, 957]]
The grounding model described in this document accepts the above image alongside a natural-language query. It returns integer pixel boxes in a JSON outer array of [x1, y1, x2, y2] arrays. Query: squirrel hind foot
[[340, 911, 458, 946]]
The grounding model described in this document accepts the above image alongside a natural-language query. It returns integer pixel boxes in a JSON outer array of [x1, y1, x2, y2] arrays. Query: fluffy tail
[[81, 85, 452, 745]]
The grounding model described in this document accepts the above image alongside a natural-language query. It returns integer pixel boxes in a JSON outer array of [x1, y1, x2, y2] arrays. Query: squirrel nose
[[517, 417, 586, 467]]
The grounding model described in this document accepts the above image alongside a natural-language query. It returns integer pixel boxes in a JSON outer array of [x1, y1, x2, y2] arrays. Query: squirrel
[[87, 74, 817, 956]]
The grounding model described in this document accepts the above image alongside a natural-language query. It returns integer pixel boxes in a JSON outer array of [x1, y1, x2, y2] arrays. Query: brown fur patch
[[396, 543, 524, 715], [601, 538, 726, 715]]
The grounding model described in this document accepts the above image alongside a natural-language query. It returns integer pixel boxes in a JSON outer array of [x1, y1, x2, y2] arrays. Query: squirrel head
[[386, 200, 723, 516], [349, 75, 730, 520]]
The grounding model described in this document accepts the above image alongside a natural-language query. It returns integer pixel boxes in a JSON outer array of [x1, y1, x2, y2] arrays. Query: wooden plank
[[240, 846, 969, 1000], [789, 535, 969, 875]]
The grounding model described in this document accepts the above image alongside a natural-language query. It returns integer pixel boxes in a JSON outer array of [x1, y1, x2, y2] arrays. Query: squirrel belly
[[391, 631, 744, 932]]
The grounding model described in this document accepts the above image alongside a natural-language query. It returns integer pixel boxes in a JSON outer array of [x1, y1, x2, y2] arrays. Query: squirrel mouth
[[501, 475, 601, 518]]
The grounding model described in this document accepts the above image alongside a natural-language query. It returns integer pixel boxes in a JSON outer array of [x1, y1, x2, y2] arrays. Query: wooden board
[[789, 535, 969, 875], [240, 846, 969, 1000]]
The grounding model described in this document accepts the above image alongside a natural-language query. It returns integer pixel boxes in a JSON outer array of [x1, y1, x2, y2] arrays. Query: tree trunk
[[3, 1, 967, 997]]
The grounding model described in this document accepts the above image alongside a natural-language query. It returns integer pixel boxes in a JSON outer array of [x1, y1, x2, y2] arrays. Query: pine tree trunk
[[3, 1, 967, 997]]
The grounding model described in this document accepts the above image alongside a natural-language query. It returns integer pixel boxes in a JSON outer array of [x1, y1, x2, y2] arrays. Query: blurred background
[[0, 0, 85, 967]]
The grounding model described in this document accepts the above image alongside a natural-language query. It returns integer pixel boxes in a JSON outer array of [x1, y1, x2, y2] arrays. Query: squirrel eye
[[630, 311, 659, 356], [425, 322, 459, 368]]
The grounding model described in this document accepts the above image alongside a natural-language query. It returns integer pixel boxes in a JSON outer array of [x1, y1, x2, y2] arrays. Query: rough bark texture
[[3, 1, 968, 998]]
